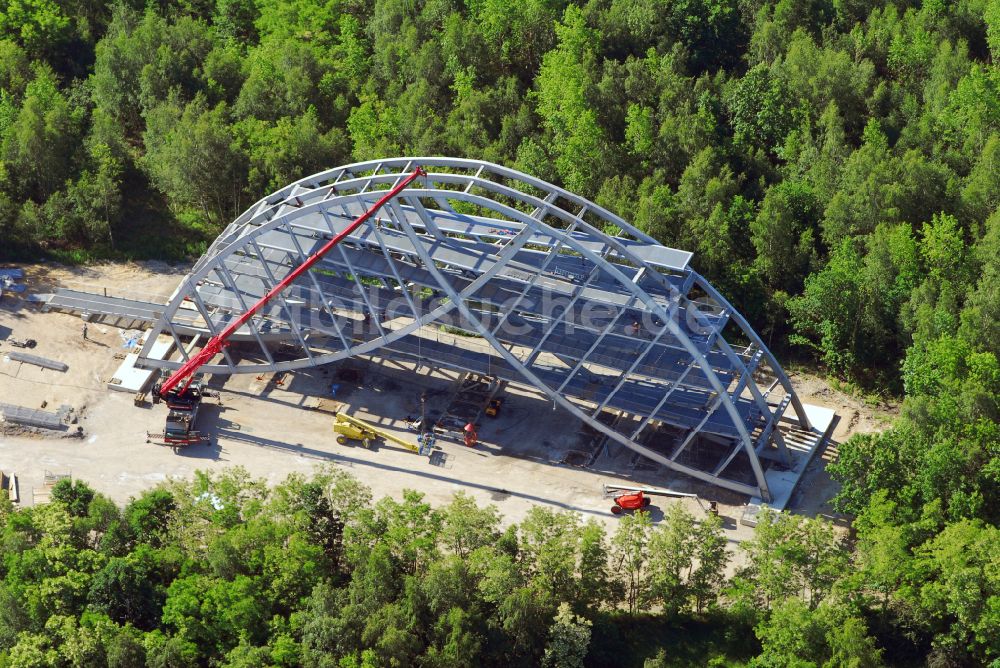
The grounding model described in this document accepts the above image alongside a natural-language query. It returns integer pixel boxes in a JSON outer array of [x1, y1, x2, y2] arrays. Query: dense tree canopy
[[0, 468, 863, 667], [1, 1, 999, 664], [0, 463, 984, 665], [0, 0, 996, 388]]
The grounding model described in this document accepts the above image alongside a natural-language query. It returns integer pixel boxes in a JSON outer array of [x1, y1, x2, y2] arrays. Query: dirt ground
[[780, 372, 894, 527], [0, 262, 892, 549]]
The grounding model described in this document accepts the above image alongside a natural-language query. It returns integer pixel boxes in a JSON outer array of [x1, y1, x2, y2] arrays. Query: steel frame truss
[[139, 157, 810, 501]]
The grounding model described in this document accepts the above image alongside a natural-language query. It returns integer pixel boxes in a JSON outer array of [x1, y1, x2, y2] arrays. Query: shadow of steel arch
[[139, 157, 810, 501]]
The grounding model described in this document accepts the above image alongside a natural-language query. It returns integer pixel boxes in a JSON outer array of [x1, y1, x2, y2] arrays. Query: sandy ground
[[0, 262, 892, 550]]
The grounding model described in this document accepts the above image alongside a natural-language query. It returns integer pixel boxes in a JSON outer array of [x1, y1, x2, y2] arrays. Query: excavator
[[150, 167, 427, 448]]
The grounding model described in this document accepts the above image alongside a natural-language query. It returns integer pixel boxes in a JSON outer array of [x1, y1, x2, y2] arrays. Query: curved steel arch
[[140, 157, 809, 500]]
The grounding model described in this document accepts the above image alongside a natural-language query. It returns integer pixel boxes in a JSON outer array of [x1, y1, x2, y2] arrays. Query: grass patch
[[438, 324, 481, 338], [827, 377, 898, 409]]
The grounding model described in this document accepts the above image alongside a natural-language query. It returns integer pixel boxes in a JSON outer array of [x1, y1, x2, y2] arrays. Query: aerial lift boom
[[333, 412, 421, 453], [602, 483, 699, 514], [151, 166, 427, 444]]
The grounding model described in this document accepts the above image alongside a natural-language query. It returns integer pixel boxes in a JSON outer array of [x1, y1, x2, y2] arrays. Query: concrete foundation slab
[[107, 336, 175, 393], [742, 403, 836, 526]]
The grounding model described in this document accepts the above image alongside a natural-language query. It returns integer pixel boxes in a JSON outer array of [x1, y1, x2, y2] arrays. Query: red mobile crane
[[151, 166, 427, 447]]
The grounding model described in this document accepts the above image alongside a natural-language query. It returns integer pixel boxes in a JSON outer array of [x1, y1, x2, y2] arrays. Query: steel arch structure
[[138, 157, 809, 500]]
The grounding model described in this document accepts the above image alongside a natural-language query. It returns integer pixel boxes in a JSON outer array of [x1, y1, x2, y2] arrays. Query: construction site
[[0, 158, 862, 537]]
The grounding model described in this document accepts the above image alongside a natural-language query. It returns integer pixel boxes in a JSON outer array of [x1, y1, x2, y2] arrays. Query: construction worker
[[629, 320, 640, 337], [463, 422, 478, 447]]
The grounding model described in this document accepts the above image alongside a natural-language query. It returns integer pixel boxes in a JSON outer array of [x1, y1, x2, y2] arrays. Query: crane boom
[[157, 166, 427, 399]]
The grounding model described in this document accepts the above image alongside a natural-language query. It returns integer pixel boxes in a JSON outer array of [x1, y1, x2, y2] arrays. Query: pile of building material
[[435, 374, 502, 438], [0, 403, 67, 430], [32, 471, 70, 505], [304, 397, 342, 414], [0, 472, 18, 503], [6, 351, 69, 372], [0, 267, 26, 297]]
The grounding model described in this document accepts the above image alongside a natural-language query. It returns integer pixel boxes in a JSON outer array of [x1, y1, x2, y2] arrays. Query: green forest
[[0, 468, 875, 666], [0, 0, 998, 665]]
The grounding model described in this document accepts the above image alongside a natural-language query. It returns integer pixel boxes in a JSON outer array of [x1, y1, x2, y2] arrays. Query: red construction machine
[[603, 483, 701, 514], [463, 422, 478, 447], [150, 167, 427, 447]]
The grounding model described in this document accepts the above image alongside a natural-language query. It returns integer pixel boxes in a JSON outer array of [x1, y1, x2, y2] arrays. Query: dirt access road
[[0, 262, 891, 542]]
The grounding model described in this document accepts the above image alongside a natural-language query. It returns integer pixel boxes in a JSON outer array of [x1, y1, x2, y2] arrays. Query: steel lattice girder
[[138, 157, 810, 500]]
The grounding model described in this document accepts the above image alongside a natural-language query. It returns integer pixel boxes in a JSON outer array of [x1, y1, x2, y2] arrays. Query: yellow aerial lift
[[333, 413, 424, 453]]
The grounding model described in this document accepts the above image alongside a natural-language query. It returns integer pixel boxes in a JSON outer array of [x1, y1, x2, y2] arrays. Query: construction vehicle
[[463, 422, 478, 447], [149, 167, 427, 448], [603, 483, 699, 515], [333, 412, 423, 453], [148, 380, 211, 448], [484, 397, 503, 417]]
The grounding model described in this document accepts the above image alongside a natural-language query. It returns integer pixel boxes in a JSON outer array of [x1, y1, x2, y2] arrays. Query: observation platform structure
[[64, 158, 830, 503]]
